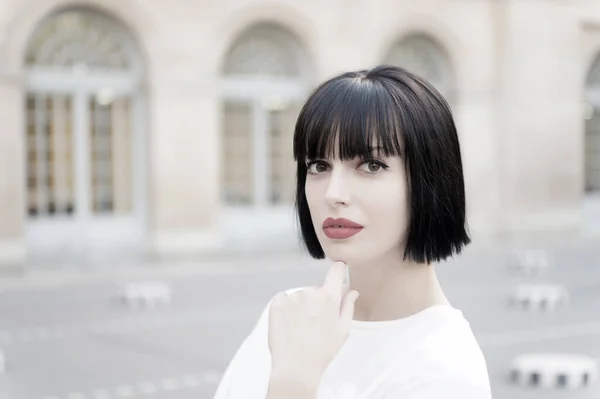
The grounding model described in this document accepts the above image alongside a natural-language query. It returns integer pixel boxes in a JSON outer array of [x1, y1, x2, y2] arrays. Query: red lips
[[323, 218, 364, 228], [322, 218, 364, 240]]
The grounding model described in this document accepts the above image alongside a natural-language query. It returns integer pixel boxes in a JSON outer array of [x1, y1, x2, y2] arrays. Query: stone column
[[147, 76, 223, 258], [0, 74, 26, 271], [454, 89, 503, 242], [497, 0, 583, 237]]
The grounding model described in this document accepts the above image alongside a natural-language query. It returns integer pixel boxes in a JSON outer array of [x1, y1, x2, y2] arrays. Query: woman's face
[[304, 147, 409, 265]]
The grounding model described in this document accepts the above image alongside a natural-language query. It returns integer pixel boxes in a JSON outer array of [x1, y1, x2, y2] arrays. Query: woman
[[213, 65, 492, 399]]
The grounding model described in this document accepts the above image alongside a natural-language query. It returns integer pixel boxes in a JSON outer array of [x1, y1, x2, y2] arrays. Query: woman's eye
[[307, 161, 328, 174], [359, 160, 386, 173]]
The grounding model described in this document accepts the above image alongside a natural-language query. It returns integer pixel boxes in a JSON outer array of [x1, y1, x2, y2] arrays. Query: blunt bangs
[[293, 73, 403, 163], [293, 65, 471, 264]]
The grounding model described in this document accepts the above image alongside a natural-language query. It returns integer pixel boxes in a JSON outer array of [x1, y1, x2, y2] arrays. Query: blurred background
[[0, 0, 599, 398]]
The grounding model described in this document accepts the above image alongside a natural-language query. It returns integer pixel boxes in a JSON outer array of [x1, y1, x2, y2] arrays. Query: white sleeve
[[212, 297, 274, 399]]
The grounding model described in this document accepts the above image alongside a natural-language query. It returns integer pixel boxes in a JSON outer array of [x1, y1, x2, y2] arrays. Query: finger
[[322, 261, 347, 299], [339, 290, 359, 329], [341, 283, 350, 298]]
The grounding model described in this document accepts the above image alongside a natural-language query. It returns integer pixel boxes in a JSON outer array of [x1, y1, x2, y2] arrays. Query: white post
[[73, 91, 90, 255]]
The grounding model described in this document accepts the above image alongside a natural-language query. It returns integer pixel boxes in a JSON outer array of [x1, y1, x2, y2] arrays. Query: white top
[[213, 287, 492, 399]]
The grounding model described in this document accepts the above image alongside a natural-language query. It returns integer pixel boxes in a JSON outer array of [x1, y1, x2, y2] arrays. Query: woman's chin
[[323, 247, 368, 265]]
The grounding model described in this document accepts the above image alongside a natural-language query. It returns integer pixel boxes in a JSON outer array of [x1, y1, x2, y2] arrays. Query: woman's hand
[[267, 261, 360, 387]]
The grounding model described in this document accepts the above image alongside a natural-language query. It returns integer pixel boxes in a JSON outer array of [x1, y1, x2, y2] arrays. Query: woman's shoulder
[[414, 314, 491, 391], [381, 324, 491, 398]]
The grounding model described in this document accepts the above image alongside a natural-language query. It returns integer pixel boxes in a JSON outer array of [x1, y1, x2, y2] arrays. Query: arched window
[[383, 33, 453, 100], [24, 8, 146, 261], [25, 8, 140, 73], [223, 23, 304, 78], [221, 23, 309, 206]]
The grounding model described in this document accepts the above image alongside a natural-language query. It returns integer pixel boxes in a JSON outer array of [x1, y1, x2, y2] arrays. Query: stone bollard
[[510, 353, 598, 389], [120, 282, 172, 309], [509, 284, 569, 311], [508, 250, 553, 276]]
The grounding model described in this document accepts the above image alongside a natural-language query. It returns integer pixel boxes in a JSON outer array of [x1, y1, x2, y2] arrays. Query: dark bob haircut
[[292, 65, 471, 264]]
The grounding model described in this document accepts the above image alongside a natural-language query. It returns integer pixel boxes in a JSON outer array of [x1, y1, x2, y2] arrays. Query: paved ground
[[0, 242, 599, 399]]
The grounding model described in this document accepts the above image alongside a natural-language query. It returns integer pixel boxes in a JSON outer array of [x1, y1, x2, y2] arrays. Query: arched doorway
[[584, 54, 600, 233], [219, 22, 312, 248], [24, 8, 147, 263], [383, 33, 453, 101]]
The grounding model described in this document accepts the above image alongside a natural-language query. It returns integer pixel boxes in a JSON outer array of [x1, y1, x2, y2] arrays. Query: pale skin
[[267, 262, 358, 399], [266, 151, 451, 399]]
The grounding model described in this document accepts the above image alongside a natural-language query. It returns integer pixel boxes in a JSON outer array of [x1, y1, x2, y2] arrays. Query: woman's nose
[[324, 169, 351, 207]]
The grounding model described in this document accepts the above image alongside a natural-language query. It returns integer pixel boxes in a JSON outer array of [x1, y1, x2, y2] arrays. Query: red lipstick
[[322, 217, 364, 240]]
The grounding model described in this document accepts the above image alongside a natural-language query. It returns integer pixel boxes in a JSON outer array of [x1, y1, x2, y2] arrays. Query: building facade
[[0, 0, 598, 268]]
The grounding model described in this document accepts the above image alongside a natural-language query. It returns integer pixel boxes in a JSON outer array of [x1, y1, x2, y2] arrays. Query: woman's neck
[[347, 254, 450, 322]]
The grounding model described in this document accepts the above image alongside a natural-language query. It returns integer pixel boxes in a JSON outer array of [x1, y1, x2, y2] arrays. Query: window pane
[[223, 101, 253, 204], [26, 93, 75, 218], [269, 105, 300, 205], [89, 95, 133, 214]]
